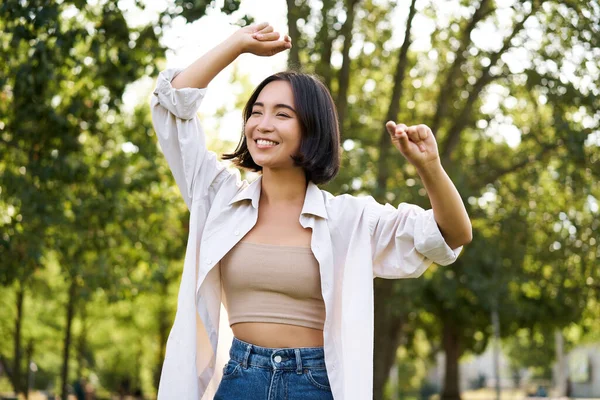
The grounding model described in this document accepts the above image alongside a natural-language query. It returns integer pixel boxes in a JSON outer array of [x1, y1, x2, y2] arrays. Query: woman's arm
[[415, 159, 472, 249], [385, 121, 472, 249], [171, 22, 291, 89], [150, 23, 290, 208]]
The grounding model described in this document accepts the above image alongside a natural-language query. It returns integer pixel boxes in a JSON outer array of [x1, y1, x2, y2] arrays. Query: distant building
[[563, 343, 600, 398], [425, 345, 526, 393], [425, 342, 600, 398]]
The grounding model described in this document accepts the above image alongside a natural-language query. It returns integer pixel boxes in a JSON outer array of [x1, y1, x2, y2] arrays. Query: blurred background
[[0, 0, 599, 399]]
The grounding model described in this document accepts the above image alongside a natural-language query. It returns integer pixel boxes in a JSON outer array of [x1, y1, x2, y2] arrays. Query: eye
[[251, 110, 262, 115], [277, 113, 291, 118]]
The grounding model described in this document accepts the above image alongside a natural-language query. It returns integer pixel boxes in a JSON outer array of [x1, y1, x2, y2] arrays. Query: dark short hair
[[222, 71, 340, 185]]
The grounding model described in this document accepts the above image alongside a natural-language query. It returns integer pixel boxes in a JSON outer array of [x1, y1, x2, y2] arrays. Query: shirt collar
[[302, 180, 328, 219], [228, 176, 262, 209], [228, 176, 328, 220]]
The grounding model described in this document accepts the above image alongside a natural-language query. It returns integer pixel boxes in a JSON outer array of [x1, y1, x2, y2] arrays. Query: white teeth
[[256, 139, 278, 146]]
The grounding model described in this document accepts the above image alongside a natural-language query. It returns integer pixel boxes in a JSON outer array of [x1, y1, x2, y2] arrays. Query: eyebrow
[[253, 102, 296, 114]]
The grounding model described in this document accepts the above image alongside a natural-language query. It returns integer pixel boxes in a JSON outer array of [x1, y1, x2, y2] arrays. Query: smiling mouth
[[255, 139, 279, 147]]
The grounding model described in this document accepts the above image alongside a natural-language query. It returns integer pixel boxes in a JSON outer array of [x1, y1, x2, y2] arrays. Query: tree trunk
[[441, 318, 462, 400], [373, 279, 404, 400], [430, 0, 492, 135], [372, 4, 418, 398], [315, 0, 336, 90], [492, 309, 501, 400], [12, 283, 25, 396], [25, 340, 34, 400], [440, 8, 535, 164], [555, 330, 566, 397], [335, 0, 360, 127], [76, 304, 88, 374], [61, 278, 77, 400], [286, 0, 301, 70], [375, 0, 417, 199]]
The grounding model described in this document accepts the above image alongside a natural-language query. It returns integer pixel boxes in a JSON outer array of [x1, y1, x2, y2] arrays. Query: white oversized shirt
[[150, 68, 462, 400]]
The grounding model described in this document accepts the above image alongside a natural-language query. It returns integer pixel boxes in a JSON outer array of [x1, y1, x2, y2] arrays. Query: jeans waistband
[[229, 337, 326, 372]]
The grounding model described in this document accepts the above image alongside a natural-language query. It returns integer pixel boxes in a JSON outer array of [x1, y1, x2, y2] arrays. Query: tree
[[409, 1, 599, 397], [281, 1, 599, 399], [172, 2, 599, 399], [1, 0, 164, 397], [3, 1, 597, 398]]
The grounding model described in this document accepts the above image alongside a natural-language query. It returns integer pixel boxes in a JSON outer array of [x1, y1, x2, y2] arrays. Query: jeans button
[[274, 355, 282, 363]]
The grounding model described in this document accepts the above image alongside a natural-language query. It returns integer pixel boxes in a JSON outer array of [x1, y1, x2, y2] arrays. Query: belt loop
[[295, 349, 302, 375], [242, 343, 252, 369]]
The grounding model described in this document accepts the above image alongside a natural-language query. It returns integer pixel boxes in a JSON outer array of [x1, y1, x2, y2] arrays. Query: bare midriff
[[232, 322, 324, 348]]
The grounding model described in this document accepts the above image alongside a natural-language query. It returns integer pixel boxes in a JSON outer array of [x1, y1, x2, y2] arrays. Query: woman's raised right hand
[[233, 22, 292, 57]]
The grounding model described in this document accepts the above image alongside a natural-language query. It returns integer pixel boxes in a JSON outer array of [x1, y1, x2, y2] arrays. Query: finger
[[257, 25, 274, 35], [406, 125, 427, 144], [264, 41, 292, 54], [394, 123, 408, 136], [252, 22, 269, 33], [416, 124, 430, 140], [396, 131, 411, 152], [386, 121, 396, 135], [386, 121, 407, 137], [405, 126, 421, 143], [283, 35, 291, 42], [405, 126, 428, 152], [405, 124, 430, 141], [253, 32, 281, 42]]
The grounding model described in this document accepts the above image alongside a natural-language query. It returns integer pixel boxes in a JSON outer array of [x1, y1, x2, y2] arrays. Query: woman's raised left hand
[[386, 121, 441, 172]]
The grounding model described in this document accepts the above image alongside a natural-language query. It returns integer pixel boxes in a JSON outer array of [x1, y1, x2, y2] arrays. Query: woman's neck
[[260, 167, 307, 206]]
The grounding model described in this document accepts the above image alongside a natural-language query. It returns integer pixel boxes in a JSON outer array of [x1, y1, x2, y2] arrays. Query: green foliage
[[504, 328, 556, 379], [285, 0, 599, 396], [1, 0, 599, 398], [0, 0, 184, 396], [165, 0, 253, 27]]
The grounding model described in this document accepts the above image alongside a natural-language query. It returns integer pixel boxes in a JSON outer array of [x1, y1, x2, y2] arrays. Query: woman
[[150, 22, 471, 400]]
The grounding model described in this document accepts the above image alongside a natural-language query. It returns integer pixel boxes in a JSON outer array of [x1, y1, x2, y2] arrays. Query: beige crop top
[[220, 242, 326, 330]]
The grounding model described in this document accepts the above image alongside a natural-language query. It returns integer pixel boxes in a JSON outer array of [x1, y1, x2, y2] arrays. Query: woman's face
[[244, 80, 302, 171]]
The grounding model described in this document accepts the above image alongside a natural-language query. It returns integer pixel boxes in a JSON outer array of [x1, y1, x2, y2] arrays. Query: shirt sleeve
[[366, 199, 462, 279], [150, 68, 232, 210]]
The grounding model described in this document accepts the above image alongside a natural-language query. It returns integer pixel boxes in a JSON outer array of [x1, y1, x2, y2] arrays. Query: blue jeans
[[214, 337, 334, 400]]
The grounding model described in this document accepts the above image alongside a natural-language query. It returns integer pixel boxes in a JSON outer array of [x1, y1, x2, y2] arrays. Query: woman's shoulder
[[320, 189, 376, 217]]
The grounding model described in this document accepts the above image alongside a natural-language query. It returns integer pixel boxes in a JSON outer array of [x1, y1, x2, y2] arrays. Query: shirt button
[[274, 355, 282, 363], [206, 259, 212, 265], [234, 230, 240, 236]]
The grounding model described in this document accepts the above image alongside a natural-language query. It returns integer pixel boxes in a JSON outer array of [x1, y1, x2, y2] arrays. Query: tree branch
[[335, 0, 360, 128], [315, 0, 336, 89], [286, 0, 302, 70], [0, 353, 15, 388], [440, 6, 537, 165], [483, 143, 558, 185], [430, 0, 493, 134], [375, 0, 418, 199]]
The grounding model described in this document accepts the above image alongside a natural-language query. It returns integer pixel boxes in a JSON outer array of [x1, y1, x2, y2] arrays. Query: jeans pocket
[[222, 359, 241, 379], [304, 368, 331, 390]]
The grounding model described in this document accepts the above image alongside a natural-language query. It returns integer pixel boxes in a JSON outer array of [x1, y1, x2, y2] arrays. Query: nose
[[256, 114, 274, 132]]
